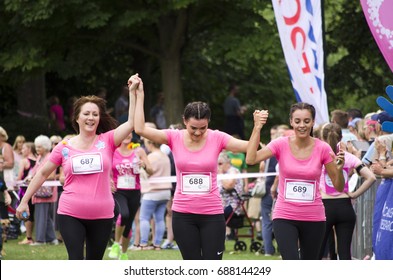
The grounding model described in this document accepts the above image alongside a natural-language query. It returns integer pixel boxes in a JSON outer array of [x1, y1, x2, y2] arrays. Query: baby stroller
[[1, 189, 21, 253], [224, 189, 262, 253], [5, 190, 22, 240]]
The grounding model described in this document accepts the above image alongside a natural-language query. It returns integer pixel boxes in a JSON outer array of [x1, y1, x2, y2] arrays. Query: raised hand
[[136, 76, 144, 95], [253, 110, 269, 128], [127, 73, 140, 91], [330, 143, 345, 168]]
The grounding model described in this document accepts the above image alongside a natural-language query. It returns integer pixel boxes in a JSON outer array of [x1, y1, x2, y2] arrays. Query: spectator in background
[[29, 135, 59, 246], [276, 124, 290, 138], [362, 111, 393, 165], [226, 134, 248, 192], [0, 126, 14, 190], [348, 116, 368, 140], [364, 119, 378, 144], [150, 93, 167, 129], [12, 135, 25, 179], [139, 132, 172, 250], [16, 142, 37, 245], [369, 134, 393, 260], [217, 152, 243, 240], [65, 96, 78, 133], [48, 96, 66, 133], [223, 84, 247, 140], [224, 133, 249, 244], [115, 86, 129, 124], [318, 123, 376, 260], [160, 123, 182, 250], [330, 109, 357, 143], [50, 135, 62, 151], [0, 155, 12, 259], [108, 133, 152, 259], [49, 135, 63, 242], [260, 126, 279, 257], [346, 108, 363, 123]]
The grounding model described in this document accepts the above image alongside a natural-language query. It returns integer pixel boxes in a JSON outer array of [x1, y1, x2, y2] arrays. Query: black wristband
[[355, 163, 366, 175]]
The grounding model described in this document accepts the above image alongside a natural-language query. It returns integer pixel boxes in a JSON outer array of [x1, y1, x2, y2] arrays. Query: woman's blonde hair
[[0, 126, 9, 141], [13, 135, 26, 150]]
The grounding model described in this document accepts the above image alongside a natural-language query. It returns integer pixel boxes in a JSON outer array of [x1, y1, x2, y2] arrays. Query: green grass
[[2, 234, 280, 260]]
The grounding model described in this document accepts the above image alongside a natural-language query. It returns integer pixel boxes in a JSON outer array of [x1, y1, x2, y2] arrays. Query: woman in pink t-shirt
[[16, 73, 141, 260], [246, 102, 345, 260], [318, 123, 375, 260], [134, 87, 255, 259], [108, 133, 152, 260], [49, 96, 66, 132]]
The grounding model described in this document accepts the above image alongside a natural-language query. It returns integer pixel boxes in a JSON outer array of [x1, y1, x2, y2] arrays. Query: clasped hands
[[127, 73, 143, 93], [253, 110, 269, 128]]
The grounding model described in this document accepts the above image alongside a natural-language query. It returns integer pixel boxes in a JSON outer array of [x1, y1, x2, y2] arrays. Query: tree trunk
[[16, 72, 47, 118], [158, 9, 188, 126], [160, 56, 184, 125]]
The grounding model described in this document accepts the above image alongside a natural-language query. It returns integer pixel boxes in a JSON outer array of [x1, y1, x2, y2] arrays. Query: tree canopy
[[0, 0, 392, 143]]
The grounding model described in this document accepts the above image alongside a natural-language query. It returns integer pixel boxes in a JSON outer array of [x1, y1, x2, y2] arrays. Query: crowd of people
[[0, 75, 391, 260]]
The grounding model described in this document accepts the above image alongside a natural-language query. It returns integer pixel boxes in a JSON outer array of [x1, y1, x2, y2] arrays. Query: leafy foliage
[[0, 0, 392, 143], [324, 1, 393, 114]]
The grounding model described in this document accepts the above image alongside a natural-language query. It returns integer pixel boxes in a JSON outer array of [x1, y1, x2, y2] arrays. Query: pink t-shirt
[[320, 151, 361, 195], [49, 131, 117, 219], [165, 129, 230, 214], [50, 104, 65, 131], [267, 136, 332, 221], [112, 148, 141, 191]]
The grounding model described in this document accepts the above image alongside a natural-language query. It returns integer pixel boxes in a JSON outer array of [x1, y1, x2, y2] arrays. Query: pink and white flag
[[360, 0, 393, 73], [272, 0, 328, 125]]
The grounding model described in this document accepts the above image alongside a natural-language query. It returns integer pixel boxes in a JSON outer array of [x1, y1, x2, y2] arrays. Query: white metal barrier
[[351, 177, 379, 259]]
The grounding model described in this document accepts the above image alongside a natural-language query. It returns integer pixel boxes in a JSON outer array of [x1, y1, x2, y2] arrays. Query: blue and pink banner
[[373, 178, 393, 260], [272, 0, 328, 125], [360, 0, 393, 73]]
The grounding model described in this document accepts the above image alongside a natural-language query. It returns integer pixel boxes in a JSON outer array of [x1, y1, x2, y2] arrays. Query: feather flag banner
[[272, 0, 328, 125], [360, 0, 393, 73]]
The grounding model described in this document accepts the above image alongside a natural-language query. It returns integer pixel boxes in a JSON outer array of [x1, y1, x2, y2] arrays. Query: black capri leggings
[[273, 218, 326, 260], [58, 214, 113, 260], [113, 190, 141, 238], [318, 198, 356, 260], [172, 211, 226, 260]]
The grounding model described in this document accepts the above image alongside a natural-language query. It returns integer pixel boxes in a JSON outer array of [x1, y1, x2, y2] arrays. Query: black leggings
[[172, 211, 226, 260], [318, 198, 356, 260], [58, 214, 113, 260], [113, 190, 141, 238], [273, 218, 326, 260]]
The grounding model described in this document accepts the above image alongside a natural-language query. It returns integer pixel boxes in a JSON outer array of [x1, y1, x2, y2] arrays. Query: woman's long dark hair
[[289, 102, 316, 136], [72, 95, 118, 134], [183, 101, 211, 121]]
